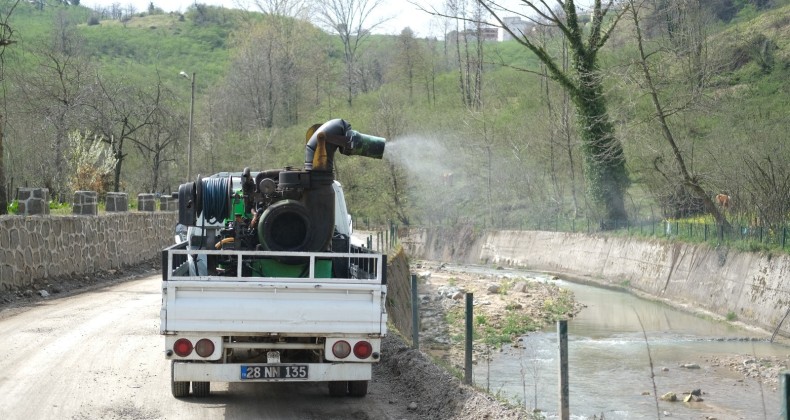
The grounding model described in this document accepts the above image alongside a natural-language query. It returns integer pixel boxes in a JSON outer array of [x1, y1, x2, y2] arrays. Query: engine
[[174, 119, 385, 258]]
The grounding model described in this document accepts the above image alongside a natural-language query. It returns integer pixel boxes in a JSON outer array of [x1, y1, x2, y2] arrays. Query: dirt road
[[0, 272, 524, 420], [0, 274, 411, 420]]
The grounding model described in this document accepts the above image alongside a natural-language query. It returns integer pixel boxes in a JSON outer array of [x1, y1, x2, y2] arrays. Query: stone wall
[[0, 212, 177, 290], [401, 227, 790, 338]]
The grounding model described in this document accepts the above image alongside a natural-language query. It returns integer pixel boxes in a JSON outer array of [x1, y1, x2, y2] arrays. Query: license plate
[[241, 365, 308, 380]]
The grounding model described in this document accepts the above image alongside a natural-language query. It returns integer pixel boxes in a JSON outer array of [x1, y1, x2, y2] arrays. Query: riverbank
[[413, 260, 790, 417], [412, 260, 585, 372]]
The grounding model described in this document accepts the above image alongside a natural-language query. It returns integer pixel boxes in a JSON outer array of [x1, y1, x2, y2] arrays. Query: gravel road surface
[[0, 272, 523, 420]]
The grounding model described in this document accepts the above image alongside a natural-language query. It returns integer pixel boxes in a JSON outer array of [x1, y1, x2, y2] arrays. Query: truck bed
[[160, 244, 387, 336]]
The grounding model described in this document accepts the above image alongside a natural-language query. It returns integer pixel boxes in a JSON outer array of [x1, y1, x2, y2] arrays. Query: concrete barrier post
[[16, 188, 49, 215], [159, 195, 177, 211], [72, 191, 98, 215], [137, 193, 156, 212], [105, 192, 129, 212]]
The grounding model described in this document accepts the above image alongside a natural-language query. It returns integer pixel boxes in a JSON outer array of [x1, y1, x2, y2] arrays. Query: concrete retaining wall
[[0, 213, 177, 290], [401, 228, 790, 337]]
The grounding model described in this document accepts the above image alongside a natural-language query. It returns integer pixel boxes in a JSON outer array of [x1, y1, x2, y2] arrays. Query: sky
[[84, 0, 451, 37]]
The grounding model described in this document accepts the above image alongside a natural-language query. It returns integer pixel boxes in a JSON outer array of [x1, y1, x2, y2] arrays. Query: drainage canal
[[441, 264, 787, 419]]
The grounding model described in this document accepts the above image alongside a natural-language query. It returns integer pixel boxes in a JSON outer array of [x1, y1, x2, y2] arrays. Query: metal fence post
[[411, 274, 419, 350], [558, 320, 570, 420], [782, 371, 790, 418], [465, 293, 474, 385]]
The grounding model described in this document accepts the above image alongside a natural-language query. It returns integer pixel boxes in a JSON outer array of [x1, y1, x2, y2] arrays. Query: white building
[[501, 16, 530, 41]]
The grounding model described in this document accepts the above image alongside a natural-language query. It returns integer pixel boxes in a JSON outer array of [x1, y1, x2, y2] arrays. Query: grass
[[542, 289, 575, 321], [727, 311, 738, 321]]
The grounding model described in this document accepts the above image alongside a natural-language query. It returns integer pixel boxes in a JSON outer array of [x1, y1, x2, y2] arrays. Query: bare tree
[[534, 22, 580, 218], [252, 0, 309, 16], [396, 27, 425, 103], [222, 16, 324, 129], [131, 83, 182, 193], [87, 74, 162, 192], [372, 94, 410, 224], [0, 0, 19, 214], [316, 0, 387, 107], [626, 0, 730, 229], [444, 0, 486, 109], [15, 12, 93, 200]]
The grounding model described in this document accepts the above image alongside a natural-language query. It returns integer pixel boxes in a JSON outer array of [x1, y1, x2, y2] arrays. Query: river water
[[443, 264, 788, 419]]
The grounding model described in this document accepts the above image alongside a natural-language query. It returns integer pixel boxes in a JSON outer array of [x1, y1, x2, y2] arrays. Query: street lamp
[[179, 71, 195, 182]]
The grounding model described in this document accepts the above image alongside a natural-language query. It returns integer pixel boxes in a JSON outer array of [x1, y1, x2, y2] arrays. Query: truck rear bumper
[[173, 361, 372, 382]]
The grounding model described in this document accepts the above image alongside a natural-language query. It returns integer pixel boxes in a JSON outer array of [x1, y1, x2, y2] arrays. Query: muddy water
[[444, 264, 788, 419]]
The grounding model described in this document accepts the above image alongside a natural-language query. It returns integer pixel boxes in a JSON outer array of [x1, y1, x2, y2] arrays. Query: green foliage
[[542, 290, 574, 320], [479, 312, 539, 347], [48, 201, 70, 214], [732, 240, 773, 253], [726, 311, 738, 321], [498, 279, 514, 295], [7, 200, 18, 214], [2, 0, 789, 232]]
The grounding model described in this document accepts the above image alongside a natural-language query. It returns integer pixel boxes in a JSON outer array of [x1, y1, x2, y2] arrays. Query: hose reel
[[176, 175, 232, 226]]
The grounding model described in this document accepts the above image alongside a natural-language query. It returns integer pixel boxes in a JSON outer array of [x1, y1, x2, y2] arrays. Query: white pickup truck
[[160, 119, 387, 398]]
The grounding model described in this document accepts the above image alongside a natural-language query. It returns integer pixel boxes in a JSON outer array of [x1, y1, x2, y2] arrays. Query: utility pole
[[179, 71, 195, 181]]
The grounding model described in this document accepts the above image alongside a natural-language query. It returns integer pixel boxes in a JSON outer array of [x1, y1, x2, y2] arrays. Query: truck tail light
[[353, 341, 373, 359], [195, 339, 215, 357], [173, 338, 193, 357], [332, 340, 351, 358]]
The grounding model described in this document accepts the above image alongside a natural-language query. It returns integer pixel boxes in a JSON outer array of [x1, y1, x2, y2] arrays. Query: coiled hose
[[201, 177, 230, 223]]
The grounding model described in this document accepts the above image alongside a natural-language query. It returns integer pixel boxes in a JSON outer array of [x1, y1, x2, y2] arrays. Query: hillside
[[1, 0, 788, 232]]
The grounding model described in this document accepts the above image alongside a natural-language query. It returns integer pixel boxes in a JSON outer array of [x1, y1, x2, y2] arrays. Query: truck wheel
[[171, 362, 190, 398], [348, 380, 368, 397], [192, 381, 210, 397], [328, 381, 348, 397]]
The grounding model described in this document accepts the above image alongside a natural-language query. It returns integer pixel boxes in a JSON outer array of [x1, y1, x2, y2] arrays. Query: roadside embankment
[[401, 226, 790, 339]]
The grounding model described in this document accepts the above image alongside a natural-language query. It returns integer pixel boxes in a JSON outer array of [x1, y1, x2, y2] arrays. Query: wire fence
[[510, 219, 790, 251], [526, 218, 788, 251], [361, 218, 789, 253]]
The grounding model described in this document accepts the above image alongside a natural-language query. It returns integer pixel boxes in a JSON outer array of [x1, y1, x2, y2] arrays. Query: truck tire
[[328, 381, 348, 397], [171, 362, 190, 398], [348, 380, 368, 397], [192, 381, 210, 397]]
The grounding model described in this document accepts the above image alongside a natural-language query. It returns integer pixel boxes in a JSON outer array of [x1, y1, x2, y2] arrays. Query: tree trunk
[[574, 71, 629, 224]]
